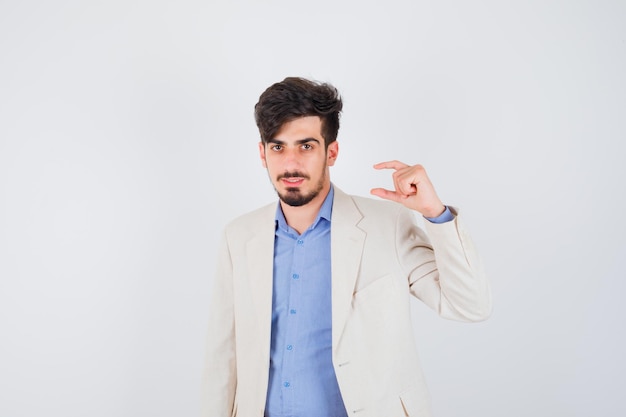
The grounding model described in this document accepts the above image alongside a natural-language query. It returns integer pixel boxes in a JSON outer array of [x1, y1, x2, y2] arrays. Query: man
[[202, 77, 491, 417]]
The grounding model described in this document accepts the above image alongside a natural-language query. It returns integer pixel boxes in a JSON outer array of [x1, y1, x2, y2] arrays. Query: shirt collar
[[275, 184, 335, 233]]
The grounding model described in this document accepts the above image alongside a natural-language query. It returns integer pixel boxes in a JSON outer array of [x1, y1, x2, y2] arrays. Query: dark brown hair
[[254, 77, 343, 148]]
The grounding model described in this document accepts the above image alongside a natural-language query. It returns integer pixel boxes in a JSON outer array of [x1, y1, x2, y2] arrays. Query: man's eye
[[271, 145, 282, 151], [302, 144, 312, 150]]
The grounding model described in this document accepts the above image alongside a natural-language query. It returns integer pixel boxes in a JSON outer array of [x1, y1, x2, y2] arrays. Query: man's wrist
[[422, 204, 446, 219], [424, 206, 454, 224]]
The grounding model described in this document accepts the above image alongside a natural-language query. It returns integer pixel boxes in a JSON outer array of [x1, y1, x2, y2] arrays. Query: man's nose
[[282, 148, 301, 168]]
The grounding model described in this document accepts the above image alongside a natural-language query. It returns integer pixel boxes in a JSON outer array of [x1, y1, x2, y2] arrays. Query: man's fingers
[[373, 160, 409, 171], [370, 187, 402, 203], [404, 184, 418, 195]]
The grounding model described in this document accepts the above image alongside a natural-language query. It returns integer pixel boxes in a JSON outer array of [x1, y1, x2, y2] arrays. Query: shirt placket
[[281, 234, 306, 416]]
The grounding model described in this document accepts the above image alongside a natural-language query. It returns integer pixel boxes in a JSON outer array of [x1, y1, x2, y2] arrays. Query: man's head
[[255, 77, 343, 208], [254, 77, 343, 148]]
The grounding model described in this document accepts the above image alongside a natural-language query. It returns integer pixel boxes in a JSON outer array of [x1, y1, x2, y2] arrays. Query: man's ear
[[327, 141, 339, 166], [258, 142, 267, 168]]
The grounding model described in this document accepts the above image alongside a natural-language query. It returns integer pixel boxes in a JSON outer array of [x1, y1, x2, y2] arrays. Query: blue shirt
[[265, 186, 346, 417], [264, 186, 454, 416]]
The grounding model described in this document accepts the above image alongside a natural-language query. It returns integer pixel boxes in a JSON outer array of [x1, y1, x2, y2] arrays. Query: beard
[[275, 169, 326, 207]]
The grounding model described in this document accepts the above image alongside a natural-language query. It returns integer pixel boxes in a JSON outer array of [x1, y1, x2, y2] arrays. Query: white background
[[1, 1, 625, 416]]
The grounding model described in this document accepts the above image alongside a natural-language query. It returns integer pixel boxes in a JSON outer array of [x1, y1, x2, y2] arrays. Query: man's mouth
[[282, 177, 304, 186], [279, 172, 308, 187]]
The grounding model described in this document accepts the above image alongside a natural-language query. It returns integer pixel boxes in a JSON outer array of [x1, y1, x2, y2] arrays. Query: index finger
[[373, 160, 409, 171]]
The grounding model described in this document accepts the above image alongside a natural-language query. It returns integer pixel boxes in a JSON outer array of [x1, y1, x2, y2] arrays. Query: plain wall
[[1, 1, 624, 416]]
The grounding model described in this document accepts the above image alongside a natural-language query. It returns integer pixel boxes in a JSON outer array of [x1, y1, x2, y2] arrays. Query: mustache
[[278, 172, 309, 180]]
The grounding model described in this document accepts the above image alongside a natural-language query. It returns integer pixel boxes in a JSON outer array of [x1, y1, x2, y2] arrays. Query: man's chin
[[278, 189, 315, 207]]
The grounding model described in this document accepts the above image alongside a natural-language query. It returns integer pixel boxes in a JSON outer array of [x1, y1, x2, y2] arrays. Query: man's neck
[[280, 186, 331, 235]]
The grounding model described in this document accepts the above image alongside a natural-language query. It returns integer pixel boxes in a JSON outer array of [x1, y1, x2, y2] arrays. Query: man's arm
[[372, 160, 491, 322], [409, 206, 491, 321]]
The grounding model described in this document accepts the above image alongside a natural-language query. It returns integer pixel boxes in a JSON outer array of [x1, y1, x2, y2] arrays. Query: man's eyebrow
[[267, 138, 321, 145]]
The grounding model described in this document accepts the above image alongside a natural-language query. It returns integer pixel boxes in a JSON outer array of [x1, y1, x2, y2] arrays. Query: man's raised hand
[[370, 160, 446, 218]]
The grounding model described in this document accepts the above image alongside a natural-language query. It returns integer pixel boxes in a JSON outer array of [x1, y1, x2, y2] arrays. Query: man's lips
[[281, 177, 305, 186]]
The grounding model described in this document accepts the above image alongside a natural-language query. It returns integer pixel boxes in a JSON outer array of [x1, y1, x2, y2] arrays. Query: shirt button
[[286, 345, 293, 350], [283, 382, 290, 387], [297, 239, 304, 245], [290, 309, 297, 314], [292, 273, 299, 280]]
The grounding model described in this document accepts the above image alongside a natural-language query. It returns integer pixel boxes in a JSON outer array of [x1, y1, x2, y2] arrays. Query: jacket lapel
[[246, 204, 277, 346], [330, 187, 366, 351]]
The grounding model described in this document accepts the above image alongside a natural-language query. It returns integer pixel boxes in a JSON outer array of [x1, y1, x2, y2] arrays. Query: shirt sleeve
[[423, 206, 455, 224]]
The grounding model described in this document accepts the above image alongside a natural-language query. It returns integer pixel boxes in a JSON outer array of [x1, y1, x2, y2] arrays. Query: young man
[[202, 77, 491, 417]]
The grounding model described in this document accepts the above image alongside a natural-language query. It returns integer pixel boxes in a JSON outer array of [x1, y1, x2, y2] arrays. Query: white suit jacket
[[202, 186, 491, 417]]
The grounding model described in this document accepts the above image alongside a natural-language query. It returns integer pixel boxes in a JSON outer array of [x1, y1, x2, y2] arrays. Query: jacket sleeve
[[201, 230, 237, 416], [398, 206, 492, 322]]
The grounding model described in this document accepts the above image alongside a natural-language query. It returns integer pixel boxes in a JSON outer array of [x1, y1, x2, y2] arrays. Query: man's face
[[259, 115, 338, 207]]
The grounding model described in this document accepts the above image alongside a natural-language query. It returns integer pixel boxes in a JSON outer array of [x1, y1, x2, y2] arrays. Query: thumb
[[370, 187, 404, 203]]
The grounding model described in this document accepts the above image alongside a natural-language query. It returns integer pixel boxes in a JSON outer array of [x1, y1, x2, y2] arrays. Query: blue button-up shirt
[[265, 186, 346, 417], [264, 186, 454, 416]]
